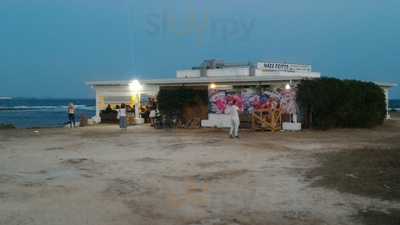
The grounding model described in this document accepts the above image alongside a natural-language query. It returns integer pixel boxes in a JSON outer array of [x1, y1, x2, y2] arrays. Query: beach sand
[[391, 111, 400, 120], [0, 120, 399, 225]]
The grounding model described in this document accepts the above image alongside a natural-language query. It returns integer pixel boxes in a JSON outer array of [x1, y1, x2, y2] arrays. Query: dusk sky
[[1, 0, 399, 98]]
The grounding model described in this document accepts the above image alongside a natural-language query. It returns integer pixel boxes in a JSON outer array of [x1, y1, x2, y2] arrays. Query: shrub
[[297, 77, 386, 129], [156, 87, 208, 118]]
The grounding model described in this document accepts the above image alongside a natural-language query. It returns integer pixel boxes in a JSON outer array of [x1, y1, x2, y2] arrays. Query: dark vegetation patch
[[297, 78, 386, 129], [157, 87, 208, 117], [307, 148, 400, 201], [0, 123, 16, 129], [353, 208, 400, 225]]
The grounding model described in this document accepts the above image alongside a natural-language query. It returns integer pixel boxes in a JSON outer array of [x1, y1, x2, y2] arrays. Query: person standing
[[225, 100, 241, 138], [68, 103, 76, 128], [118, 103, 127, 131], [149, 102, 157, 127]]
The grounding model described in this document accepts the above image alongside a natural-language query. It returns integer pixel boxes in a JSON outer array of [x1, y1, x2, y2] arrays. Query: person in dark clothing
[[105, 104, 113, 112]]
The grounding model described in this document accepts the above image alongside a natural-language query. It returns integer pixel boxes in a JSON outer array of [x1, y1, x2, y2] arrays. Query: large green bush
[[297, 77, 386, 129], [157, 87, 208, 117]]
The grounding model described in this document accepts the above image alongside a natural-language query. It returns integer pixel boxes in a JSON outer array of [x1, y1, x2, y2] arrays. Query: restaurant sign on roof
[[257, 62, 312, 73]]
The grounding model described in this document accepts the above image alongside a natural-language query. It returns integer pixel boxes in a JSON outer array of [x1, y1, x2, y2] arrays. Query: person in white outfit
[[118, 103, 128, 131], [225, 100, 240, 138]]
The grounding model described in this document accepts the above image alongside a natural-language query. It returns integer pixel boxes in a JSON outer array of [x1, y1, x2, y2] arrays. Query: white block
[[91, 116, 101, 123], [87, 119, 95, 125], [282, 122, 302, 131], [202, 113, 232, 128], [201, 120, 214, 127], [135, 118, 145, 124]]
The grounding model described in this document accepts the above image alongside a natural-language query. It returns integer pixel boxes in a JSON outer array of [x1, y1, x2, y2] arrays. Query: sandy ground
[[0, 120, 400, 225]]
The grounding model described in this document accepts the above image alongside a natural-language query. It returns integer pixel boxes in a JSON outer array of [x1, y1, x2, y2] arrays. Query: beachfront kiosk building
[[87, 60, 396, 128]]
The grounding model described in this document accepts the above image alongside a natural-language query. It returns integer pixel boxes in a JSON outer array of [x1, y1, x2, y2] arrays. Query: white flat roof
[[86, 77, 397, 89], [86, 75, 314, 87], [372, 81, 397, 88]]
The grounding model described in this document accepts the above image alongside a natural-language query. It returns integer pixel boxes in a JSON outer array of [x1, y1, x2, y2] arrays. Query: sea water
[[390, 99, 400, 112], [0, 98, 95, 128]]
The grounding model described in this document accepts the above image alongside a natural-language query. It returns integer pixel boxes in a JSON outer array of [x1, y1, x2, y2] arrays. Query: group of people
[[103, 103, 135, 131], [67, 99, 240, 138], [140, 99, 158, 127], [110, 100, 158, 130], [117, 99, 239, 137]]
